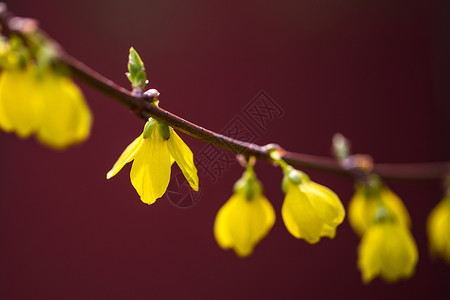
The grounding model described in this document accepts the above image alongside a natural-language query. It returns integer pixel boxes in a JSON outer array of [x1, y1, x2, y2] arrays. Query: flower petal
[[348, 187, 370, 237], [261, 195, 276, 232], [107, 134, 144, 179], [379, 224, 418, 282], [427, 199, 450, 263], [0, 73, 12, 131], [214, 195, 237, 250], [301, 181, 345, 227], [166, 128, 199, 191], [320, 223, 336, 239], [383, 188, 411, 227], [358, 225, 383, 283], [130, 132, 171, 204], [35, 75, 92, 149]]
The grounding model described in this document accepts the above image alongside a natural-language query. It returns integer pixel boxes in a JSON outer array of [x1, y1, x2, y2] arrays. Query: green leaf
[[127, 47, 147, 90]]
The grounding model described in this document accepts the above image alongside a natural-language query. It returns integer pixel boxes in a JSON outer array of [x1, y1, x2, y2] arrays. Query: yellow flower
[[358, 207, 418, 283], [214, 165, 275, 257], [348, 182, 411, 237], [107, 118, 199, 205], [427, 195, 450, 264], [0, 66, 92, 149], [281, 168, 345, 244]]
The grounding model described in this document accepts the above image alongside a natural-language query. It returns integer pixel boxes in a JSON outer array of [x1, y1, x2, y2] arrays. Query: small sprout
[[126, 47, 147, 91]]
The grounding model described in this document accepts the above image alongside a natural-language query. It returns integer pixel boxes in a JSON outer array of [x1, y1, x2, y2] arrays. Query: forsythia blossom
[[0, 42, 92, 149], [348, 182, 411, 237], [358, 206, 418, 283], [107, 117, 199, 205], [427, 194, 450, 264], [214, 162, 275, 257], [281, 166, 345, 244]]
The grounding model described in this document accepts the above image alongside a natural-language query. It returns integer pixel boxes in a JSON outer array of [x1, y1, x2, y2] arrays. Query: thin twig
[[0, 4, 448, 181]]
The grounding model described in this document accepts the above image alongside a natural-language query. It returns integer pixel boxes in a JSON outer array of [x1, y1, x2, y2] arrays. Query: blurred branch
[[0, 3, 448, 181]]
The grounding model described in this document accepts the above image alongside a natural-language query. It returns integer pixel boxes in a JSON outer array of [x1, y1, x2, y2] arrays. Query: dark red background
[[1, 0, 449, 299]]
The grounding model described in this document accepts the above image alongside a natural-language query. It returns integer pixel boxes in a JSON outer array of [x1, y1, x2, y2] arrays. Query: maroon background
[[1, 0, 449, 299]]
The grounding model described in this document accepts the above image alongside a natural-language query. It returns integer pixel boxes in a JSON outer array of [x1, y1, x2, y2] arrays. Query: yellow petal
[[166, 128, 199, 191], [0, 93, 12, 132], [0, 72, 12, 131], [35, 74, 92, 149], [358, 225, 383, 283], [320, 223, 337, 239], [214, 196, 235, 250], [379, 224, 418, 282], [261, 195, 276, 232], [282, 183, 325, 243], [348, 187, 373, 237], [106, 134, 144, 179], [130, 132, 171, 204], [0, 68, 41, 137], [383, 188, 411, 228], [302, 181, 345, 227], [427, 198, 450, 263]]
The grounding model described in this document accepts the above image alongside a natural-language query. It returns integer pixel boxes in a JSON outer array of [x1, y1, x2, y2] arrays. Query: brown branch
[[0, 3, 448, 181]]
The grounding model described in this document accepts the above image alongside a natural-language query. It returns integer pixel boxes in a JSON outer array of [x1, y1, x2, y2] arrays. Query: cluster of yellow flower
[[348, 178, 418, 283], [348, 176, 450, 283], [214, 156, 345, 257], [0, 37, 91, 149], [106, 121, 450, 282], [107, 126, 347, 257]]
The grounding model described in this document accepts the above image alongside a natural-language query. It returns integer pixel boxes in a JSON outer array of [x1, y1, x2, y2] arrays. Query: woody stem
[[0, 4, 448, 181]]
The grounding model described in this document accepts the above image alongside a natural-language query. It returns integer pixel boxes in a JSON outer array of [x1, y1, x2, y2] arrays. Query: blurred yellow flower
[[358, 207, 418, 283], [107, 118, 198, 205], [348, 182, 411, 237], [427, 195, 450, 264], [281, 168, 345, 244], [214, 164, 275, 257], [0, 66, 92, 149]]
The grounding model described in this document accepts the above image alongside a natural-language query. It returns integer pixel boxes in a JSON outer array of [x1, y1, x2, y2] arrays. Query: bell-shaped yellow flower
[[0, 66, 92, 149], [348, 182, 411, 237], [214, 165, 275, 257], [358, 206, 418, 283], [107, 118, 199, 205], [281, 167, 345, 244], [427, 195, 450, 264]]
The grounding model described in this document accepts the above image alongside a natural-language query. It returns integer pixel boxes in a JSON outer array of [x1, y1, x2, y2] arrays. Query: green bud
[[126, 47, 147, 90], [143, 118, 156, 139], [332, 133, 351, 160], [157, 121, 170, 140]]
